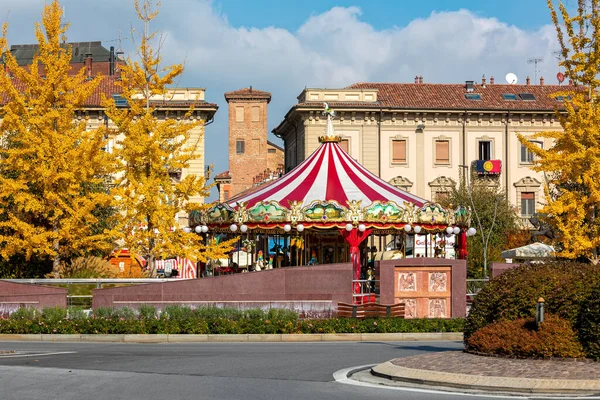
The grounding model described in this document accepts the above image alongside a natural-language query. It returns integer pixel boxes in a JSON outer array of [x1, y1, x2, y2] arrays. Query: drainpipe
[[505, 111, 510, 200], [378, 102, 383, 176], [462, 110, 467, 187]]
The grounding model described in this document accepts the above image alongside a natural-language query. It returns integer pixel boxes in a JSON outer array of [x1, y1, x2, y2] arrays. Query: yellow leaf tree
[[105, 0, 233, 274], [519, 0, 600, 264], [0, 1, 117, 273]]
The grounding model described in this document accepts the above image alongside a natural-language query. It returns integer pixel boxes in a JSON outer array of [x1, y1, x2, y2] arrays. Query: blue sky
[[2, 0, 561, 200], [219, 0, 553, 31]]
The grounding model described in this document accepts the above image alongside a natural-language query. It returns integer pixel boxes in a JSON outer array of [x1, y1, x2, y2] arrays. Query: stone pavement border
[[371, 358, 600, 395], [0, 332, 463, 343]]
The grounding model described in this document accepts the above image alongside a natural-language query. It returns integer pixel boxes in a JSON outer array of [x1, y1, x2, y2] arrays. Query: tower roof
[[224, 87, 271, 103]]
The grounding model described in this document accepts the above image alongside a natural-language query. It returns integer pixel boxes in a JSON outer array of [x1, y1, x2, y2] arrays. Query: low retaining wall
[[0, 280, 67, 315], [93, 263, 353, 317]]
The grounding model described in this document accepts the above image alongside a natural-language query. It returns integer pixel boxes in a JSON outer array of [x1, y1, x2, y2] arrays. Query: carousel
[[190, 104, 475, 298]]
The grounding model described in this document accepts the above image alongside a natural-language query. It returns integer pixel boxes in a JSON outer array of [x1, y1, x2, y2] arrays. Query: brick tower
[[224, 87, 272, 197]]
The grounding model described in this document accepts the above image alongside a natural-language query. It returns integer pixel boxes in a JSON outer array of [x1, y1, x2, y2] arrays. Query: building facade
[[273, 76, 571, 227], [216, 87, 284, 201], [4, 41, 217, 225]]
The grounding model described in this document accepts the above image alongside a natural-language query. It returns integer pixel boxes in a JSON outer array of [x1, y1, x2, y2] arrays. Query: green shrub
[[578, 282, 600, 359], [92, 307, 114, 319], [465, 261, 600, 341], [466, 315, 585, 358], [67, 307, 87, 320], [10, 307, 38, 320], [112, 307, 137, 320], [163, 305, 194, 321], [138, 305, 157, 320], [42, 307, 67, 323]]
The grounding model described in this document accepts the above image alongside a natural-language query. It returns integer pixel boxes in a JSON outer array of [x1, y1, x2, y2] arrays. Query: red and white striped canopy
[[228, 140, 426, 209]]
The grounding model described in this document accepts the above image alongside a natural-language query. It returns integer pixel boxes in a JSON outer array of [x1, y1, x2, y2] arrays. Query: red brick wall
[[227, 98, 270, 197], [93, 263, 353, 313], [0, 281, 67, 315]]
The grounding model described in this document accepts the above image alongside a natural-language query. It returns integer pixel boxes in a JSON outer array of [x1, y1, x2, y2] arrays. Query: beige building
[[273, 76, 570, 227]]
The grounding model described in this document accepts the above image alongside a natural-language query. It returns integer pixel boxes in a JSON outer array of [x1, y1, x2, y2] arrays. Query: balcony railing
[[519, 216, 536, 230]]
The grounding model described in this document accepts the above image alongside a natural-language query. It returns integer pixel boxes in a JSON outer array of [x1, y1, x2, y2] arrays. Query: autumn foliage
[[519, 0, 600, 263]]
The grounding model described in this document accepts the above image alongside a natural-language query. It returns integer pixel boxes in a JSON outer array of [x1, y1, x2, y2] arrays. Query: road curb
[[0, 332, 463, 343], [371, 360, 600, 395]]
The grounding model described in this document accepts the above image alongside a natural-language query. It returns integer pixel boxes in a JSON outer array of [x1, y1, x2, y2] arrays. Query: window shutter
[[392, 140, 406, 163], [252, 106, 260, 122], [235, 106, 244, 122], [435, 140, 449, 163]]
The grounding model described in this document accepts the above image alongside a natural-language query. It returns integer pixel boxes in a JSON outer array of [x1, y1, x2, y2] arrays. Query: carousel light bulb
[[345, 223, 353, 231], [446, 226, 454, 235], [467, 227, 477, 237], [201, 225, 208, 233], [230, 224, 238, 232], [404, 224, 412, 233], [296, 224, 305, 232], [453, 226, 461, 235], [413, 225, 422, 234], [358, 224, 366, 232], [194, 225, 202, 233], [240, 224, 248, 233], [283, 224, 292, 232], [183, 227, 191, 233]]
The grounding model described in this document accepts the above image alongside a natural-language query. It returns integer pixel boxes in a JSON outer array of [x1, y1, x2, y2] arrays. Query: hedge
[[0, 306, 465, 335]]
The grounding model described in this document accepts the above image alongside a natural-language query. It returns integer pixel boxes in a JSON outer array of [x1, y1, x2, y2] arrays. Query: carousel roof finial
[[318, 102, 342, 143]]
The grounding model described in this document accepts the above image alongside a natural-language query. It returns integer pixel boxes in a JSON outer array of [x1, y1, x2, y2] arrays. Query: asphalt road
[[0, 340, 522, 400]]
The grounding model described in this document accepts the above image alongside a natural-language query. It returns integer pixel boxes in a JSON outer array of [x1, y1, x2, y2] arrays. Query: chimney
[[569, 79, 573, 85], [540, 76, 544, 86], [414, 75, 419, 84], [84, 53, 93, 79], [481, 76, 486, 86], [526, 76, 530, 85], [109, 46, 115, 76], [465, 80, 475, 92], [249, 85, 253, 92], [490, 76, 495, 85], [418, 75, 423, 84]]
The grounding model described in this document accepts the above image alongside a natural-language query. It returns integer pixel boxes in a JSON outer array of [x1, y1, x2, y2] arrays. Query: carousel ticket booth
[[191, 105, 473, 308]]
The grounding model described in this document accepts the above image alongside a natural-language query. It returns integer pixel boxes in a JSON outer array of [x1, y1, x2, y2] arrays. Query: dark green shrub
[[466, 314, 585, 358], [465, 261, 600, 340], [578, 282, 600, 359]]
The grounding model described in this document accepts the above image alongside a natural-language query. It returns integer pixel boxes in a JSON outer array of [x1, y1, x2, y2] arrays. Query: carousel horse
[[373, 250, 404, 261], [255, 250, 264, 271]]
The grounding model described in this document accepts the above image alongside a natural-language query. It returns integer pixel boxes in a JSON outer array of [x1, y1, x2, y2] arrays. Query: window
[[224, 190, 230, 201], [435, 140, 450, 164], [520, 141, 542, 164], [267, 148, 276, 154], [235, 106, 244, 122], [464, 93, 481, 100], [251, 106, 260, 122], [521, 192, 535, 216], [236, 139, 245, 154], [433, 191, 449, 203], [502, 94, 518, 100], [478, 141, 492, 161], [555, 95, 572, 101], [112, 94, 128, 107], [392, 139, 407, 163], [519, 93, 536, 101], [339, 139, 349, 154]]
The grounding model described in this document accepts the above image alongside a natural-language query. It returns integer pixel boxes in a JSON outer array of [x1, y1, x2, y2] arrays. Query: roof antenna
[[527, 57, 544, 83]]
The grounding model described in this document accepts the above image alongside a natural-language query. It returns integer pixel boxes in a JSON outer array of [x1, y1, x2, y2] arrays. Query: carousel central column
[[340, 225, 372, 303]]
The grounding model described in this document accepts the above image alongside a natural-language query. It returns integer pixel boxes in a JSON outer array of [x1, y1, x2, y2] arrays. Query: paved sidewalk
[[371, 351, 600, 395]]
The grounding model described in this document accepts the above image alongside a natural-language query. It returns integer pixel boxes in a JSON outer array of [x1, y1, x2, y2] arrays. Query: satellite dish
[[505, 73, 518, 84]]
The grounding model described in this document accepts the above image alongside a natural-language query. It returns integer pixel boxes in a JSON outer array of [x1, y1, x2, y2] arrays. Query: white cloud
[[1, 1, 560, 199]]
